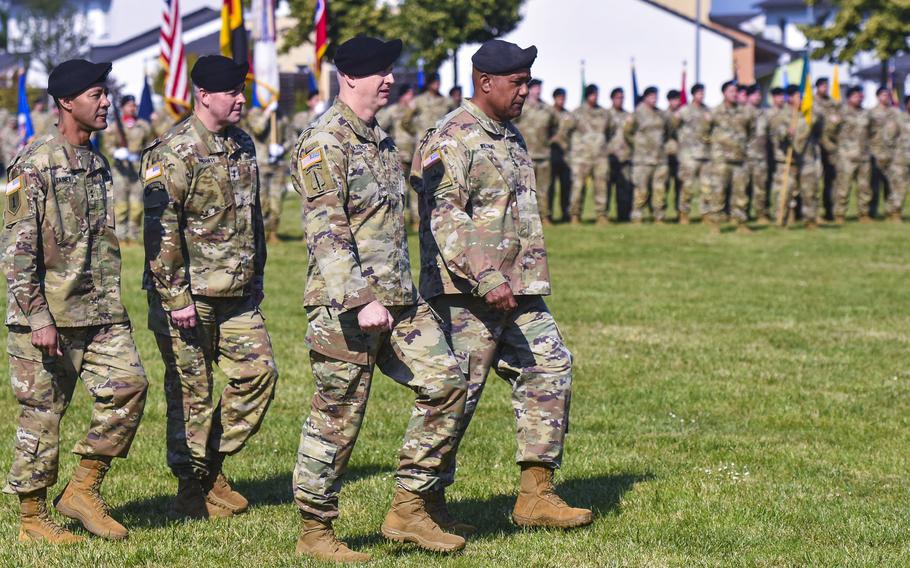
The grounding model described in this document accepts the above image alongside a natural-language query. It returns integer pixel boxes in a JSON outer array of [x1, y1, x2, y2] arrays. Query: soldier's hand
[[485, 283, 517, 312], [358, 300, 394, 333], [32, 325, 63, 357], [170, 303, 198, 329]]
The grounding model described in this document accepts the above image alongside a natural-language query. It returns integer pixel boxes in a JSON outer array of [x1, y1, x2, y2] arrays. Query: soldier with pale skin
[[675, 83, 711, 225], [624, 86, 670, 223], [3, 59, 148, 544]]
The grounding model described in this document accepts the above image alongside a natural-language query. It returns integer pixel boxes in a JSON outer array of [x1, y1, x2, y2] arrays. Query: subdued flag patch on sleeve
[[422, 150, 441, 168], [300, 148, 323, 170], [144, 163, 163, 182], [6, 176, 22, 194], [4, 174, 28, 223]]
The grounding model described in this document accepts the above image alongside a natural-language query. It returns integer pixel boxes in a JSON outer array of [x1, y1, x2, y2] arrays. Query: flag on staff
[[16, 69, 33, 148], [831, 64, 841, 103], [221, 0, 248, 66], [417, 58, 425, 90], [160, 0, 190, 119], [252, 0, 279, 108], [680, 62, 687, 105], [888, 60, 899, 106], [314, 0, 327, 78], [304, 66, 318, 95], [138, 74, 154, 122], [631, 59, 640, 106], [580, 59, 586, 103], [797, 51, 812, 124]]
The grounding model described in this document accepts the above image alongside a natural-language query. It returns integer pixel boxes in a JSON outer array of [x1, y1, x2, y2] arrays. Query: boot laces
[[541, 483, 569, 508], [424, 492, 454, 523], [35, 500, 67, 535], [89, 474, 112, 516]]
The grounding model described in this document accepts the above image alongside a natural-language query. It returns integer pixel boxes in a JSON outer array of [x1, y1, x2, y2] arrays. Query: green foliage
[[9, 0, 91, 74], [282, 0, 393, 60], [801, 0, 910, 62]]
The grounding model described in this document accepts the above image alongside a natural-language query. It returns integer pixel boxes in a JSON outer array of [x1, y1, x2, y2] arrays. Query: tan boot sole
[[206, 492, 248, 514], [380, 524, 465, 553], [295, 546, 371, 563], [512, 510, 593, 529], [54, 490, 128, 540], [18, 528, 85, 544]]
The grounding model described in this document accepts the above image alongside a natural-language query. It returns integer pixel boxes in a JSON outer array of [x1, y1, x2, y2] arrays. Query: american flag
[[160, 0, 190, 118]]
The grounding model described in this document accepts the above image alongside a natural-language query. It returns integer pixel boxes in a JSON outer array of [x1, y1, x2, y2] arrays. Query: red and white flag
[[314, 0, 327, 79], [160, 0, 190, 118]]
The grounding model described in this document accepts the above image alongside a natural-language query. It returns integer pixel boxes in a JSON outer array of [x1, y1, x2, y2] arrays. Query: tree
[[282, 0, 392, 60], [801, 0, 910, 63], [9, 0, 91, 74]]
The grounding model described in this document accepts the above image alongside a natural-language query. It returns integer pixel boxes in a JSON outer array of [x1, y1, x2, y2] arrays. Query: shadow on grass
[[113, 463, 392, 529]]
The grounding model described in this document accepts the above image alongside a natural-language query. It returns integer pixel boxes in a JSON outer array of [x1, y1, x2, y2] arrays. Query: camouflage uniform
[[244, 108, 290, 238], [101, 116, 154, 241], [292, 110, 316, 139], [675, 102, 712, 216], [30, 111, 55, 138], [744, 105, 770, 219], [770, 109, 823, 222], [291, 99, 465, 521], [827, 105, 872, 218], [413, 100, 572, 485], [141, 114, 278, 481], [565, 104, 611, 219], [514, 99, 559, 219], [377, 100, 419, 224], [705, 103, 751, 223], [814, 95, 840, 219], [607, 107, 633, 220], [2, 134, 148, 495], [152, 112, 178, 138], [403, 91, 452, 143], [869, 104, 900, 216], [665, 109, 681, 214], [624, 104, 670, 221], [0, 121, 20, 171], [887, 112, 910, 217], [549, 106, 573, 220]]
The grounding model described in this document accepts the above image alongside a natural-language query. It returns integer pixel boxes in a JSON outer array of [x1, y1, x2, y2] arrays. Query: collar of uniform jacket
[[49, 132, 100, 172], [462, 99, 515, 139], [189, 113, 230, 156], [333, 98, 388, 145]]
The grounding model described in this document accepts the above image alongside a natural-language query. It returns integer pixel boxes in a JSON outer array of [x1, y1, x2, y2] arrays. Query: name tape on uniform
[[145, 164, 163, 182], [300, 149, 323, 170]]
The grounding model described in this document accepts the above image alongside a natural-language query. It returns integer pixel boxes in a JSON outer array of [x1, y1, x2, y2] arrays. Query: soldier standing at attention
[[745, 85, 771, 224], [705, 80, 752, 233], [292, 91, 323, 139], [664, 89, 683, 218], [828, 85, 873, 224], [624, 86, 670, 223], [814, 77, 840, 220], [566, 84, 611, 224], [292, 37, 467, 562], [403, 72, 451, 144], [607, 87, 633, 221], [448, 85, 463, 111], [3, 59, 148, 543], [869, 87, 900, 221], [244, 102, 289, 243], [141, 55, 278, 520], [887, 96, 910, 222], [376, 83, 420, 227], [550, 87, 573, 222], [514, 78, 559, 224], [103, 94, 154, 245], [29, 98, 54, 139], [413, 39, 592, 531], [675, 83, 711, 225]]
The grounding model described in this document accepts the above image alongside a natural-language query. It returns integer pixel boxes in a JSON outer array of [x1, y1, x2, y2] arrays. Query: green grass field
[[1, 197, 909, 567]]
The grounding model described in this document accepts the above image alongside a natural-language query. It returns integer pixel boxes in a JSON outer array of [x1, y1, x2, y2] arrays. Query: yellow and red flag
[[314, 0, 327, 78], [221, 0, 248, 65]]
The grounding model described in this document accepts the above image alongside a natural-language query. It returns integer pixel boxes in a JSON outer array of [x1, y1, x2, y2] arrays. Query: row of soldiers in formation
[[377, 75, 910, 233], [3, 37, 585, 564]]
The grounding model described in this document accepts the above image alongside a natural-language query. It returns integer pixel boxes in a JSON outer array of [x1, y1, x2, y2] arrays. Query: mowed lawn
[[1, 195, 909, 567]]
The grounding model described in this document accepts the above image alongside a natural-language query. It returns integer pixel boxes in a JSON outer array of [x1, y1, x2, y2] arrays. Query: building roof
[[710, 12, 759, 29], [854, 54, 909, 82], [88, 7, 220, 62], [639, 0, 745, 47]]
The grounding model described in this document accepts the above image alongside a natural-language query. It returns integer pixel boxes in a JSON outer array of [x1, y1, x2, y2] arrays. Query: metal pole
[[453, 47, 459, 88], [695, 0, 702, 83]]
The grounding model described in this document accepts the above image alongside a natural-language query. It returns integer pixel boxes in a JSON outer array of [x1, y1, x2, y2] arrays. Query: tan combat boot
[[54, 458, 128, 540], [424, 489, 477, 537], [678, 212, 690, 225], [296, 516, 371, 563], [569, 214, 582, 225], [735, 222, 753, 235], [267, 231, 280, 245], [381, 488, 465, 552], [834, 215, 846, 226], [804, 219, 818, 231], [859, 214, 874, 224], [512, 464, 592, 529], [756, 215, 772, 226], [19, 490, 84, 544], [542, 217, 553, 227], [596, 215, 610, 226], [705, 216, 721, 235], [171, 478, 233, 520], [205, 456, 249, 514], [889, 212, 903, 223]]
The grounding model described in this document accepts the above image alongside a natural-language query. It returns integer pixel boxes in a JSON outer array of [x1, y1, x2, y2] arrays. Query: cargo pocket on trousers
[[14, 427, 39, 456], [298, 436, 339, 494]]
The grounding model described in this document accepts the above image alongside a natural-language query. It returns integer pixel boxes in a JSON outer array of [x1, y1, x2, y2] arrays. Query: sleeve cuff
[[26, 310, 55, 331], [475, 271, 508, 297], [161, 290, 193, 312]]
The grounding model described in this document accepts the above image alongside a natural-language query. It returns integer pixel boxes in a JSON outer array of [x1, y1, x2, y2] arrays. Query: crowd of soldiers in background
[[4, 72, 905, 240]]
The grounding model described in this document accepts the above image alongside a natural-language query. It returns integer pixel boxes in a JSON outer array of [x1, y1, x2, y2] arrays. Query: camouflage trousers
[[532, 158, 553, 219], [430, 294, 573, 487], [773, 158, 821, 222], [746, 159, 770, 218], [261, 167, 288, 236], [4, 323, 148, 495], [609, 157, 633, 221], [834, 159, 872, 218], [707, 160, 749, 223], [112, 161, 143, 241], [678, 155, 710, 215], [294, 302, 466, 520], [631, 161, 669, 221], [402, 158, 419, 227], [569, 153, 609, 218], [149, 294, 278, 480], [887, 161, 909, 216]]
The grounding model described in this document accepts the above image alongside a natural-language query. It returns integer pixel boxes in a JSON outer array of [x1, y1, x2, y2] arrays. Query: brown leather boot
[[859, 214, 874, 224], [542, 217, 553, 227], [569, 214, 582, 225], [596, 215, 610, 226], [54, 458, 128, 540], [381, 488, 465, 552], [424, 489, 476, 537], [735, 223, 753, 235], [678, 212, 690, 225], [171, 478, 233, 520], [512, 465, 592, 529], [204, 456, 249, 514], [19, 490, 84, 544], [804, 219, 818, 231], [296, 516, 371, 563], [889, 212, 903, 223], [267, 231, 280, 245], [834, 215, 846, 226], [755, 215, 772, 226], [705, 215, 721, 234]]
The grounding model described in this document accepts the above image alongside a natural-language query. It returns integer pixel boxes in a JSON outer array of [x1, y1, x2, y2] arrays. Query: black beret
[[610, 87, 623, 98], [585, 84, 599, 98], [528, 78, 542, 88], [472, 39, 537, 75], [847, 85, 863, 97], [427, 72, 441, 84], [643, 86, 658, 97], [876, 86, 889, 96], [334, 36, 402, 76], [120, 95, 136, 106], [691, 83, 705, 95], [47, 59, 112, 99], [770, 87, 785, 96], [191, 55, 248, 92], [667, 89, 681, 100], [815, 77, 829, 87], [721, 80, 737, 93], [746, 84, 760, 95], [552, 87, 566, 98], [786, 84, 800, 96]]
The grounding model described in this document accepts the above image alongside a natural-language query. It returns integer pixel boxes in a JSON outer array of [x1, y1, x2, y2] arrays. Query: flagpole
[[695, 0, 702, 83], [777, 96, 801, 227]]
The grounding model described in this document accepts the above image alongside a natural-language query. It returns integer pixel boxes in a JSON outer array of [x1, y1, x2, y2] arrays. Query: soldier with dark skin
[[514, 78, 559, 223], [625, 86, 670, 223], [814, 77, 839, 220], [869, 86, 900, 220], [665, 89, 683, 218], [565, 84, 611, 224], [607, 87, 633, 221], [414, 39, 592, 532], [674, 83, 711, 225], [550, 87, 573, 222], [3, 59, 148, 544]]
